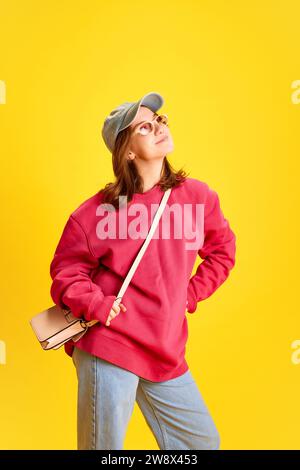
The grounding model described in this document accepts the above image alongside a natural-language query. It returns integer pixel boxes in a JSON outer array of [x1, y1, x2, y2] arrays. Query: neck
[[136, 158, 165, 193]]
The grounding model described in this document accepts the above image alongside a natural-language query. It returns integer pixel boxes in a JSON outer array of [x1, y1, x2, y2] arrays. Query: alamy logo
[[0, 340, 6, 365], [291, 339, 300, 365], [291, 80, 300, 104], [95, 199, 205, 251], [0, 80, 6, 104]]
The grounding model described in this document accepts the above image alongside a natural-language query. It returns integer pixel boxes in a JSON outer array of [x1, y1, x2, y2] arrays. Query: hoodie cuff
[[87, 294, 116, 325], [186, 283, 197, 313]]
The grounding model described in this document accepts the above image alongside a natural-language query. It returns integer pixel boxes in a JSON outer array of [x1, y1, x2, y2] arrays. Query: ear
[[127, 152, 135, 161]]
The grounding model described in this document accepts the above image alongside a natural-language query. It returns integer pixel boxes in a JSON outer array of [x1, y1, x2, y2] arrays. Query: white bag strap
[[115, 187, 172, 303]]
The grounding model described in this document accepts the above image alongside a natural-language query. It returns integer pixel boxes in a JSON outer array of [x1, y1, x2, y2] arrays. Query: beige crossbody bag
[[29, 188, 172, 351]]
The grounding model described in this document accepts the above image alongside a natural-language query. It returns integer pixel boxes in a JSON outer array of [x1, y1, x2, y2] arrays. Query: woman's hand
[[105, 300, 127, 326]]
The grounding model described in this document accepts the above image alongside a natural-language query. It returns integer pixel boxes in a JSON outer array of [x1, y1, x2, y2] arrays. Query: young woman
[[49, 92, 236, 450]]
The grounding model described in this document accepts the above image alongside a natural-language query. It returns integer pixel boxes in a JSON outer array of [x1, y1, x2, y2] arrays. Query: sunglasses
[[132, 114, 169, 137]]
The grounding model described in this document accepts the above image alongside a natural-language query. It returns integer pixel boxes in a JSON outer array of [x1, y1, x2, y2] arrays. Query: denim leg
[[135, 369, 220, 450], [72, 347, 139, 450]]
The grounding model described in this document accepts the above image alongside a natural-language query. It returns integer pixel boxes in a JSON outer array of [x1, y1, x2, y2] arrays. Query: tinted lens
[[157, 114, 168, 125], [139, 122, 152, 135]]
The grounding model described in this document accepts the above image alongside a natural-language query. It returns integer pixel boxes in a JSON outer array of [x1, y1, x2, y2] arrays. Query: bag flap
[[29, 304, 82, 342]]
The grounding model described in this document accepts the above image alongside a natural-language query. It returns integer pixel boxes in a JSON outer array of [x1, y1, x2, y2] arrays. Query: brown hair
[[101, 122, 190, 210]]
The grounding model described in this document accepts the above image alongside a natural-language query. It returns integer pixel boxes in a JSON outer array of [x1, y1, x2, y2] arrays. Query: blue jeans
[[72, 346, 221, 450]]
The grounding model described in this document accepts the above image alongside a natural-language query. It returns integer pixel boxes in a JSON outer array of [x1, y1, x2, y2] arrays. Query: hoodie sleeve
[[50, 214, 116, 324], [186, 187, 236, 313]]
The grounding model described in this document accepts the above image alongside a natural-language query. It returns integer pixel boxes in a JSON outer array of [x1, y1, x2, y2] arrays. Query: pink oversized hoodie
[[49, 177, 236, 381]]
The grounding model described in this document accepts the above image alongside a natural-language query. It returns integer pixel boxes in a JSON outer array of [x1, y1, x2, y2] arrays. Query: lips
[[156, 135, 168, 144]]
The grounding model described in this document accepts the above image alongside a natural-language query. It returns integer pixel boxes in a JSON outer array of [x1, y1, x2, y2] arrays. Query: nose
[[154, 119, 165, 135]]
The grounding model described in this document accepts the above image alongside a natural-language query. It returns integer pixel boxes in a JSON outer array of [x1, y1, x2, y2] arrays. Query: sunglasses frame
[[131, 113, 169, 137]]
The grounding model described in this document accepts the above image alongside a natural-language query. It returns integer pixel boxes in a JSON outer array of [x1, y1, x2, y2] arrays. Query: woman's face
[[127, 106, 174, 161]]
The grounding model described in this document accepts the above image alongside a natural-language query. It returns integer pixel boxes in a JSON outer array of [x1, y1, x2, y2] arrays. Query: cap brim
[[119, 92, 164, 132]]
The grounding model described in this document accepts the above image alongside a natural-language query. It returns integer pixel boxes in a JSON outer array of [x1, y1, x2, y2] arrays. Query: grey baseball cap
[[101, 91, 164, 154]]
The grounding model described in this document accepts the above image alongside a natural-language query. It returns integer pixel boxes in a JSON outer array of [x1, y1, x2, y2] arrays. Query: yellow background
[[0, 0, 299, 450]]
